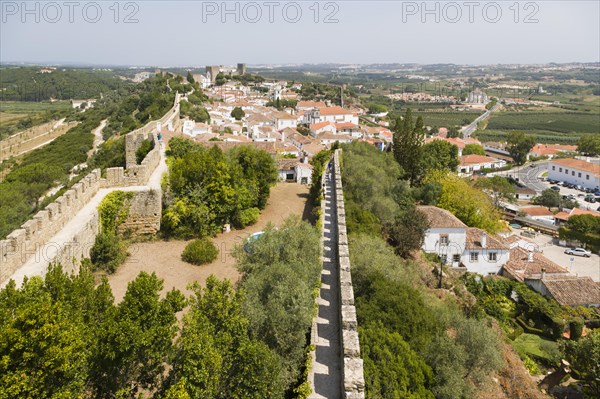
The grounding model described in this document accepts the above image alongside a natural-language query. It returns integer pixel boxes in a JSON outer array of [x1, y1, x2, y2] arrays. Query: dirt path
[[107, 183, 312, 302]]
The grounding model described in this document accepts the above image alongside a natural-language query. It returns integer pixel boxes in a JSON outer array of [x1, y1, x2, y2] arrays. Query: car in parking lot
[[585, 195, 596, 203], [564, 247, 592, 257], [550, 186, 560, 191]]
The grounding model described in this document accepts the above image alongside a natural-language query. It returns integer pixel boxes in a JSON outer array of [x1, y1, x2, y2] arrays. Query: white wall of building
[[548, 163, 600, 190]]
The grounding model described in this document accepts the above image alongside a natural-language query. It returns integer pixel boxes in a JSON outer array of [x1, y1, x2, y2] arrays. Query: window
[[470, 252, 479, 262], [572, 171, 575, 176], [488, 252, 497, 261], [586, 174, 590, 180], [440, 234, 449, 245], [552, 166, 555, 171], [565, 169, 568, 174], [578, 172, 582, 178], [453, 254, 461, 263], [559, 168, 563, 173]]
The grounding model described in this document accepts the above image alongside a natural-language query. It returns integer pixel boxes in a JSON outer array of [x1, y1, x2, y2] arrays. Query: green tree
[[534, 188, 561, 210], [474, 176, 516, 207], [385, 207, 430, 258], [462, 143, 486, 156], [361, 324, 435, 399], [186, 71, 195, 84], [447, 126, 462, 138], [215, 72, 226, 86], [426, 171, 502, 233], [421, 140, 460, 174], [506, 131, 535, 165], [561, 329, 600, 398], [577, 135, 600, 156], [368, 103, 388, 114], [565, 214, 600, 234], [174, 276, 283, 399], [231, 107, 245, 121], [90, 272, 185, 398], [393, 109, 425, 185]]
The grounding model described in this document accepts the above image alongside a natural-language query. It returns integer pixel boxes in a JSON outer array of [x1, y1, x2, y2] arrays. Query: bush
[[181, 238, 219, 265], [90, 232, 127, 273], [569, 318, 584, 340], [233, 207, 260, 228], [135, 139, 155, 164]]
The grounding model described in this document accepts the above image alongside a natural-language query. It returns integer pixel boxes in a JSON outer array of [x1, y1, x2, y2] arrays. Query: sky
[[1, 0, 599, 66]]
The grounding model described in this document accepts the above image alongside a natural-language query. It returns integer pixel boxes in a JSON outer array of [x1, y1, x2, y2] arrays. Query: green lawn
[[512, 333, 560, 365], [474, 129, 583, 144], [487, 112, 599, 134]]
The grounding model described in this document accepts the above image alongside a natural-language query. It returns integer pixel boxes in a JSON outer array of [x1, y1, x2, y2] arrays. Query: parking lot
[[519, 232, 600, 282], [544, 181, 600, 211]]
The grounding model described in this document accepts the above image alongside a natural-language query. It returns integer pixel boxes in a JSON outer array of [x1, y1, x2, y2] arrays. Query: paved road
[[488, 161, 548, 193], [310, 168, 342, 399], [462, 103, 501, 138]]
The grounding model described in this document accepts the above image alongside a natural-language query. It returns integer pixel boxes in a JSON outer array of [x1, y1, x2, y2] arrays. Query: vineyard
[[486, 112, 599, 134], [473, 129, 582, 145]]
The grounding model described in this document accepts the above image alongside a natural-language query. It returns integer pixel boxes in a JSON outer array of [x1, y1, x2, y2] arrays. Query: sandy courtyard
[[107, 182, 312, 302]]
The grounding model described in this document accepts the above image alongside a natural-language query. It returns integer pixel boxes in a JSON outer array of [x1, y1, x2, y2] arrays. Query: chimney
[[541, 267, 546, 280], [481, 233, 487, 249], [528, 251, 534, 263]]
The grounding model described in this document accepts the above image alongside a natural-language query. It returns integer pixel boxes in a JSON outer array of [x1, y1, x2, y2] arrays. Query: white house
[[420, 206, 468, 268], [183, 120, 211, 138], [461, 228, 510, 275], [419, 206, 510, 275], [520, 207, 555, 224], [277, 158, 313, 184], [305, 106, 359, 125], [310, 122, 337, 136], [547, 158, 600, 190], [459, 154, 506, 174], [273, 111, 298, 130]]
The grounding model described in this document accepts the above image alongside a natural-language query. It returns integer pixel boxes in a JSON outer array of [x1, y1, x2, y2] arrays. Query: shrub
[[233, 207, 260, 228], [181, 238, 219, 265], [90, 232, 127, 273], [569, 318, 584, 340]]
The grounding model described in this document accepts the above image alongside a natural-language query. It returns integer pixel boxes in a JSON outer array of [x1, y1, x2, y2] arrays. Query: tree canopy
[[507, 131, 536, 165]]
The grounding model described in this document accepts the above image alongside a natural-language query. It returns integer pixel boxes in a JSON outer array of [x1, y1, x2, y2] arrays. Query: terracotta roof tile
[[418, 206, 466, 229]]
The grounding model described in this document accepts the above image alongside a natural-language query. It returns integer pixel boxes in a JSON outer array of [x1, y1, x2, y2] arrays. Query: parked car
[[594, 191, 600, 196], [585, 195, 596, 203], [577, 193, 585, 198], [521, 230, 537, 238], [564, 248, 592, 257], [550, 186, 560, 191]]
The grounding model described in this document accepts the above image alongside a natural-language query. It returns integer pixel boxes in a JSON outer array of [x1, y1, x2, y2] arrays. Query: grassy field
[[0, 100, 71, 113], [0, 101, 72, 140]]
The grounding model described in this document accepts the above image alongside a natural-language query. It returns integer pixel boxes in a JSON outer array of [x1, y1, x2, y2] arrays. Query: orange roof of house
[[335, 122, 359, 130], [319, 106, 353, 116], [551, 158, 600, 176], [310, 121, 335, 131], [460, 154, 500, 166], [531, 144, 577, 155], [556, 208, 600, 220], [520, 207, 554, 217], [297, 101, 326, 108]]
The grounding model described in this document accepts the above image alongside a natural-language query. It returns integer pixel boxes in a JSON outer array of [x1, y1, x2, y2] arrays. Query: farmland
[[473, 109, 600, 144], [0, 101, 72, 140]]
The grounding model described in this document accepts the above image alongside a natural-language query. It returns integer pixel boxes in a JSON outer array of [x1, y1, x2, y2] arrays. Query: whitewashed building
[[547, 158, 600, 190]]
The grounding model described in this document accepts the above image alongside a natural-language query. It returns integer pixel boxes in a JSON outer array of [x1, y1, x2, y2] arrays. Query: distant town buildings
[[466, 90, 488, 104]]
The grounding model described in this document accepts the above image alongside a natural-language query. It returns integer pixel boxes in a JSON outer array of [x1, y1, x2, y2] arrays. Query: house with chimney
[[419, 206, 510, 275]]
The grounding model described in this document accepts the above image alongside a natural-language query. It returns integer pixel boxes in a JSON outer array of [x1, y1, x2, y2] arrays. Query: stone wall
[[0, 95, 180, 286], [118, 189, 162, 236], [333, 149, 366, 398], [0, 169, 102, 283]]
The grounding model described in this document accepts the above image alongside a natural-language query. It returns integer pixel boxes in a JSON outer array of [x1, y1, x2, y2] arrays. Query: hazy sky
[[1, 0, 599, 66]]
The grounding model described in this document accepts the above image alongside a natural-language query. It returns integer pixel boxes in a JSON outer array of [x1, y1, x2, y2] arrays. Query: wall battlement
[[333, 149, 365, 398], [0, 94, 179, 285]]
